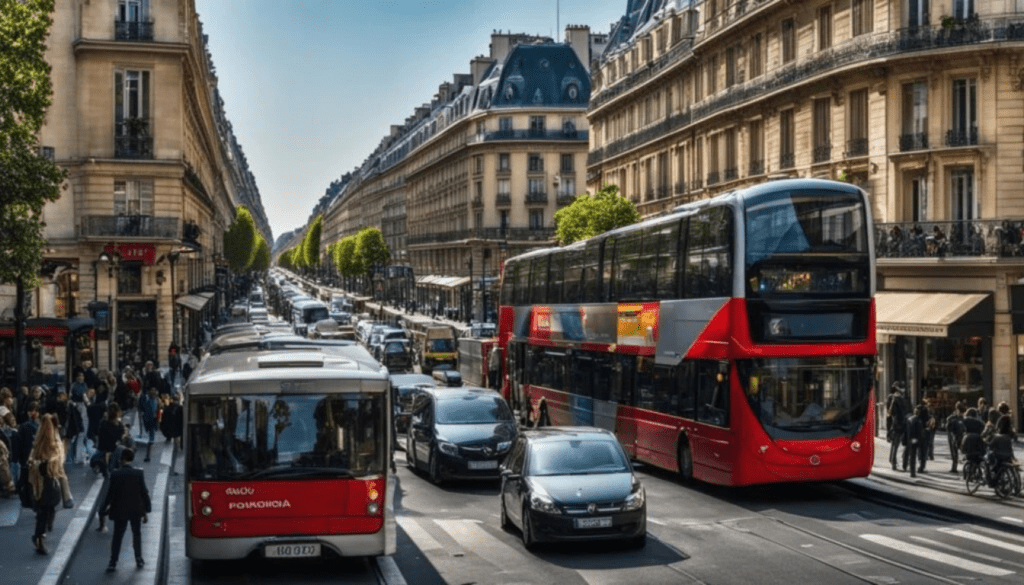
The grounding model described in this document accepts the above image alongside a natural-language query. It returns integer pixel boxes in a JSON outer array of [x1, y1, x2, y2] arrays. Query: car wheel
[[499, 497, 511, 531], [678, 439, 694, 482], [521, 504, 537, 550], [428, 447, 444, 486], [406, 436, 416, 470]]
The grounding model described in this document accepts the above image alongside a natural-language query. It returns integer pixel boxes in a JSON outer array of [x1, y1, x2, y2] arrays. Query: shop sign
[[104, 243, 156, 265], [876, 323, 947, 337]]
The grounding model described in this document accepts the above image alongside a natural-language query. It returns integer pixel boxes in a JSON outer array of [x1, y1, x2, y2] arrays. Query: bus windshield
[[745, 191, 869, 297], [187, 393, 385, 480], [737, 356, 873, 440]]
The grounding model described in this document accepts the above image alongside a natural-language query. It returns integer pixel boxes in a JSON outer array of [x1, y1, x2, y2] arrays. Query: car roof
[[518, 427, 618, 442], [390, 373, 434, 386], [417, 385, 499, 400]]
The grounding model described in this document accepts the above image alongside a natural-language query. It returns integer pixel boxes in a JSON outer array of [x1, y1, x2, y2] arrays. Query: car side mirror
[[500, 468, 520, 481]]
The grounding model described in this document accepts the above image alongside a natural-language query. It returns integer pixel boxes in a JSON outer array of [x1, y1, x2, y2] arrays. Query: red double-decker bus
[[184, 335, 395, 560], [498, 179, 876, 487]]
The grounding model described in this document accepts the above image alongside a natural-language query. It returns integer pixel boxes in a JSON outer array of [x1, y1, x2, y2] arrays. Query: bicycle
[[963, 451, 1022, 499]]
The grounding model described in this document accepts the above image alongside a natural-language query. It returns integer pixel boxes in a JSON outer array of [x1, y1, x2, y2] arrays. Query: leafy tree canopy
[[354, 227, 390, 276], [251, 235, 271, 272], [303, 215, 322, 267], [553, 185, 640, 245], [333, 236, 358, 277], [223, 206, 258, 272], [0, 0, 65, 288]]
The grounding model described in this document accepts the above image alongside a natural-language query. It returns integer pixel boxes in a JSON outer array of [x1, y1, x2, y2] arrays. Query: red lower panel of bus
[[189, 478, 385, 538]]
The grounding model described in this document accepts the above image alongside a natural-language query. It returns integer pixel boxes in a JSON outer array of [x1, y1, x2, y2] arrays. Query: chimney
[[490, 30, 512, 61], [471, 55, 496, 85], [564, 25, 591, 72]]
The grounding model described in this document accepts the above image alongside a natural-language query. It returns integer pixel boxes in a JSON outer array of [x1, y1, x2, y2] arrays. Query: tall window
[[910, 175, 928, 222], [118, 0, 147, 22], [950, 168, 975, 220], [724, 129, 737, 180], [907, 0, 929, 28], [818, 6, 832, 51], [560, 154, 574, 173], [500, 210, 509, 231], [813, 98, 831, 163], [528, 177, 545, 195], [953, 0, 974, 19], [114, 180, 153, 215], [474, 155, 483, 174], [725, 46, 737, 88], [115, 69, 150, 128], [901, 81, 928, 150], [559, 177, 576, 197], [748, 119, 764, 175], [499, 116, 513, 132], [497, 178, 511, 197], [847, 88, 869, 156], [780, 109, 795, 168], [950, 78, 977, 146], [706, 54, 718, 96], [707, 135, 720, 185], [852, 0, 873, 36], [498, 153, 510, 171], [529, 116, 546, 136], [529, 210, 544, 230], [749, 33, 763, 79], [658, 152, 669, 194], [528, 153, 544, 172], [781, 18, 797, 64]]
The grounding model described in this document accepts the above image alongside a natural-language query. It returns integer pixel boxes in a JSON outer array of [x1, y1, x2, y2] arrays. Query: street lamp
[[98, 249, 120, 371], [466, 252, 474, 325]]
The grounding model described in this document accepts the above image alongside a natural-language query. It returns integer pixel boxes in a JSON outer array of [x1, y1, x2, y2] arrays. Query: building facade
[[319, 27, 604, 322], [0, 0, 268, 378], [587, 0, 1024, 426]]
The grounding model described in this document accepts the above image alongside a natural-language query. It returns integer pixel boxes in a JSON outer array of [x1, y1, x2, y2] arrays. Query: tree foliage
[[354, 227, 390, 276], [276, 247, 294, 270], [553, 185, 640, 245], [333, 236, 358, 277], [0, 0, 65, 288], [251, 235, 271, 272], [223, 206, 258, 272], [303, 215, 322, 268]]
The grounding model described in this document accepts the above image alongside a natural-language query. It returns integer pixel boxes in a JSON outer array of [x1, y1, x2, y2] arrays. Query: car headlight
[[622, 483, 645, 511], [437, 440, 459, 456], [496, 441, 512, 452], [530, 493, 561, 515]]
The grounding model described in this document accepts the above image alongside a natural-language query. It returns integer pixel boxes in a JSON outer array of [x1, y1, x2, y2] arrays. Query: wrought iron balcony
[[525, 192, 548, 204], [845, 138, 869, 157], [723, 167, 738, 181], [408, 227, 555, 246], [706, 172, 720, 186], [115, 20, 154, 41], [874, 219, 1024, 259], [813, 144, 831, 163], [779, 153, 795, 169], [657, 185, 669, 199], [79, 215, 180, 240], [899, 132, 928, 151], [748, 159, 765, 176], [470, 129, 588, 143], [496, 194, 512, 207], [945, 127, 979, 147], [471, 196, 483, 208], [556, 194, 576, 207], [675, 182, 686, 194], [115, 118, 152, 159], [689, 178, 703, 191]]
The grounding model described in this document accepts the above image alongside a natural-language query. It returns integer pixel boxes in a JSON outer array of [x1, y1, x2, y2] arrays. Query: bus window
[[654, 220, 683, 300], [571, 353, 595, 398], [501, 260, 517, 306], [529, 255, 549, 304], [594, 353, 614, 401], [696, 360, 729, 427], [581, 240, 602, 303], [612, 231, 644, 301], [562, 247, 584, 304], [687, 208, 733, 298], [678, 361, 697, 419], [614, 355, 636, 406], [548, 254, 564, 304], [514, 260, 530, 305]]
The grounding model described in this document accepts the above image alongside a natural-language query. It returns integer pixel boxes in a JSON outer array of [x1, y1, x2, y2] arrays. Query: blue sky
[[195, 0, 626, 240]]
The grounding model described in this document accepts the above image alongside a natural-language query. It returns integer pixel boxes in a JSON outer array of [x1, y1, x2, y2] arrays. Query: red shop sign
[[105, 243, 156, 265]]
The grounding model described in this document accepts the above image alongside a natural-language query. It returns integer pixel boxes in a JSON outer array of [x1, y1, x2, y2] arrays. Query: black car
[[406, 386, 517, 484], [381, 340, 415, 373], [499, 427, 646, 550], [391, 373, 435, 433]]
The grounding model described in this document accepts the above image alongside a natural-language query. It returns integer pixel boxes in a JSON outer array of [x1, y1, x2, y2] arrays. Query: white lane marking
[[860, 534, 1014, 576], [911, 536, 1015, 565], [1000, 516, 1024, 524], [433, 518, 532, 574], [39, 475, 104, 585], [396, 516, 444, 552], [938, 527, 1024, 555], [647, 517, 665, 526]]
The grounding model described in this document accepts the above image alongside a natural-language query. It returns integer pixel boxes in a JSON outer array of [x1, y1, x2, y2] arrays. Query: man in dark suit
[[101, 448, 151, 572]]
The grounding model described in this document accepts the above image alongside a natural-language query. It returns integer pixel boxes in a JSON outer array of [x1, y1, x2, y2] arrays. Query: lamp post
[[98, 249, 120, 372], [466, 252, 474, 325]]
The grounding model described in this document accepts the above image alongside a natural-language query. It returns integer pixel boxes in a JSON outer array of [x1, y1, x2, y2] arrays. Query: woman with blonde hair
[[28, 413, 67, 554]]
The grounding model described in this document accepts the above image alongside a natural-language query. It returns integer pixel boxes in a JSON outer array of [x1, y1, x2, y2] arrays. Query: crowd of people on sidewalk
[[885, 382, 1018, 479], [0, 347, 192, 568]]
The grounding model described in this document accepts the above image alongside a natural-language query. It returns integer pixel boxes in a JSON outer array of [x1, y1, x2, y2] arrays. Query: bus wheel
[[677, 439, 694, 482]]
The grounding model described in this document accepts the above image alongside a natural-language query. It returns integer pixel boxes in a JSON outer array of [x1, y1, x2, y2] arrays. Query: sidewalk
[[843, 432, 1024, 534]]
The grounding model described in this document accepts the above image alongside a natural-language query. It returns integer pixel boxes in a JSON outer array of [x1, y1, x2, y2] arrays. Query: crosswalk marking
[[937, 527, 1024, 555], [397, 516, 444, 552], [433, 519, 533, 575], [1000, 516, 1024, 524], [860, 534, 1014, 576]]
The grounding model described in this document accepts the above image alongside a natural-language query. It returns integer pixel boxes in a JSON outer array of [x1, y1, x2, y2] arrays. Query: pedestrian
[[995, 401, 1016, 441], [167, 343, 181, 389], [138, 389, 159, 462], [959, 407, 986, 468], [945, 401, 966, 473], [160, 393, 183, 475], [27, 413, 66, 555], [15, 402, 41, 507], [989, 416, 1017, 465], [904, 404, 927, 477], [488, 345, 501, 390], [95, 403, 126, 478], [921, 395, 937, 460], [101, 448, 151, 573], [85, 388, 104, 455], [56, 391, 84, 466], [981, 408, 1000, 444], [885, 383, 909, 471], [977, 397, 990, 425]]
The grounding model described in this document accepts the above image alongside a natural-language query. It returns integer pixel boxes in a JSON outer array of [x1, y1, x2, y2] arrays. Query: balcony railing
[[675, 181, 686, 194], [899, 132, 928, 151], [813, 144, 831, 163], [657, 185, 669, 199], [495, 194, 512, 206], [408, 227, 555, 246], [748, 159, 765, 176], [471, 196, 483, 208], [706, 172, 720, 186], [115, 119, 152, 159], [779, 152, 795, 169], [946, 127, 979, 147], [723, 167, 738, 181], [115, 20, 154, 41], [874, 219, 1024, 259], [588, 15, 1024, 168], [689, 178, 703, 191], [525, 192, 548, 204], [79, 215, 180, 240], [470, 129, 589, 143], [845, 137, 869, 157], [556, 194, 575, 207]]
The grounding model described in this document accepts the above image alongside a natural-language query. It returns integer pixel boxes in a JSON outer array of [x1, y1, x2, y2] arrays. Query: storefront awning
[[175, 293, 212, 312], [876, 292, 993, 338]]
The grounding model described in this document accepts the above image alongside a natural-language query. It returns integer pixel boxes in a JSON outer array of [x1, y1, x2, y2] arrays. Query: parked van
[[291, 299, 329, 337]]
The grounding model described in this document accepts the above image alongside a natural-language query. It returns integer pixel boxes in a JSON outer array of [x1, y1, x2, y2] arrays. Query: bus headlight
[[851, 441, 862, 452], [200, 490, 210, 500], [367, 502, 380, 515]]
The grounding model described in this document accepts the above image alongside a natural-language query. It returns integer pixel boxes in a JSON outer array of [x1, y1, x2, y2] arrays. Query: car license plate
[[467, 460, 498, 470], [265, 543, 321, 558], [575, 517, 613, 529]]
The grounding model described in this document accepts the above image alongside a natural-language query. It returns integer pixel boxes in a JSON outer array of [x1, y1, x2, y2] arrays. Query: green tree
[[251, 235, 271, 272], [277, 247, 294, 270], [223, 206, 258, 272], [303, 215, 322, 268], [0, 0, 65, 290], [333, 236, 357, 276], [355, 227, 390, 278], [554, 185, 640, 245]]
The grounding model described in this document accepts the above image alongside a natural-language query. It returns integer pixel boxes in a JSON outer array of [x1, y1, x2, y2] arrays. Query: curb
[[38, 473, 104, 585]]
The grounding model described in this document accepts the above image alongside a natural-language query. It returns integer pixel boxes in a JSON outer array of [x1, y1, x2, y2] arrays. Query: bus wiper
[[244, 465, 356, 480]]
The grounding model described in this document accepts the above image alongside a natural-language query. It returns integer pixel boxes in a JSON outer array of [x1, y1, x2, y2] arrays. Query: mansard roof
[[482, 43, 590, 109]]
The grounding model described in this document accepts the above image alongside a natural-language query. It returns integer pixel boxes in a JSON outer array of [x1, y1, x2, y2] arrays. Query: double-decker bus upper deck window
[[744, 189, 868, 297], [187, 393, 385, 481], [686, 208, 733, 298], [501, 260, 517, 306], [581, 240, 603, 303], [514, 259, 530, 305], [529, 255, 549, 304], [563, 247, 584, 304]]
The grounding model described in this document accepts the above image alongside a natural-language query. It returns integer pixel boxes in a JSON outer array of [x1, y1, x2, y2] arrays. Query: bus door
[[568, 352, 594, 427], [688, 360, 733, 480]]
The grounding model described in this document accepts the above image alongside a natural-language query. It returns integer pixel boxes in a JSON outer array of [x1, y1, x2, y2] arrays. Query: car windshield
[[384, 342, 408, 354], [527, 439, 630, 476], [429, 338, 455, 352], [435, 395, 512, 424], [187, 393, 386, 480]]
